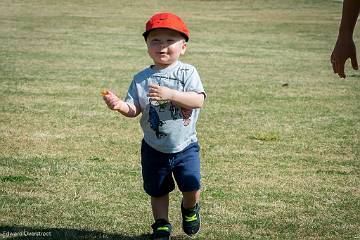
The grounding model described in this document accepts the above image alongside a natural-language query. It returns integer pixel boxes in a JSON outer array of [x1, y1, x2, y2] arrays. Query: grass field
[[1, 0, 359, 239]]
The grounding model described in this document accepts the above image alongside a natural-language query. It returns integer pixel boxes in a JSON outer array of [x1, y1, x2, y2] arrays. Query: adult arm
[[331, 0, 360, 78]]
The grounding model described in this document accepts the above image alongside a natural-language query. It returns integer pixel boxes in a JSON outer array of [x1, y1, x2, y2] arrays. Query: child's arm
[[103, 91, 140, 117], [148, 84, 205, 109]]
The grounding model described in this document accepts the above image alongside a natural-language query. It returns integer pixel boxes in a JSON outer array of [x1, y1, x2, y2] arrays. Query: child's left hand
[[148, 84, 175, 101]]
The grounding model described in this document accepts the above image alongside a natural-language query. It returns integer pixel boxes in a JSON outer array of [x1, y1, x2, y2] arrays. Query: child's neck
[[152, 61, 178, 71]]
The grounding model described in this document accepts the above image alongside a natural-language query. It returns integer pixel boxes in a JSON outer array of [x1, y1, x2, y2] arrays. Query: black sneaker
[[151, 219, 172, 240], [181, 202, 201, 236]]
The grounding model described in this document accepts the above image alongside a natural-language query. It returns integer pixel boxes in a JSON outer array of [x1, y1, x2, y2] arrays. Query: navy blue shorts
[[141, 140, 201, 197]]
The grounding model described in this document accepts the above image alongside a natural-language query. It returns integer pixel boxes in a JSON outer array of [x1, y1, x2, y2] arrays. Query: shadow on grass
[[0, 225, 152, 240]]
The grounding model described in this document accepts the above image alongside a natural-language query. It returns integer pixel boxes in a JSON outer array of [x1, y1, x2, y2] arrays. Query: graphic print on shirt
[[169, 102, 192, 126], [148, 100, 167, 139], [181, 108, 192, 126], [170, 102, 181, 120], [149, 99, 192, 138], [147, 75, 192, 138]]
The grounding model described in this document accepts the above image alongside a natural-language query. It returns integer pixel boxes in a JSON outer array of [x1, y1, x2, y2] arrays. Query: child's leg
[[172, 142, 202, 236], [151, 194, 169, 221], [182, 190, 200, 209], [181, 189, 201, 236]]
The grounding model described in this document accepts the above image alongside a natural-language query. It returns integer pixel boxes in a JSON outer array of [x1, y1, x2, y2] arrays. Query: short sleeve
[[124, 79, 140, 108], [184, 67, 206, 98]]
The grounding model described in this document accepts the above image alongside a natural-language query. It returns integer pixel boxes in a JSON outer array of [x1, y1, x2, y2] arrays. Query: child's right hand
[[102, 90, 124, 111]]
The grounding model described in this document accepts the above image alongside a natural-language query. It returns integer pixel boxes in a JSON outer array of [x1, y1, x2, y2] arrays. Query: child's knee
[[182, 190, 200, 199]]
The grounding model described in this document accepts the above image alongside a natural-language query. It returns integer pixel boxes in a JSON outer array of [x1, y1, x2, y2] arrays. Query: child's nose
[[159, 41, 167, 48]]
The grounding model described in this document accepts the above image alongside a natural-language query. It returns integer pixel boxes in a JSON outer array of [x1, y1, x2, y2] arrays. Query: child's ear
[[180, 40, 187, 55]]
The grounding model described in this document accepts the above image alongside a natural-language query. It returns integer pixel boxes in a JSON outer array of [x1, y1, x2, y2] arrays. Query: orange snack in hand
[[101, 90, 109, 96]]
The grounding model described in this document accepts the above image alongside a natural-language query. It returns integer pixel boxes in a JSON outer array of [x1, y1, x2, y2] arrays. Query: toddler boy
[[102, 12, 206, 240]]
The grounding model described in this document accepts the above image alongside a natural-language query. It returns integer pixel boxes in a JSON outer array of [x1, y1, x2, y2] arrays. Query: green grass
[[1, 0, 359, 239]]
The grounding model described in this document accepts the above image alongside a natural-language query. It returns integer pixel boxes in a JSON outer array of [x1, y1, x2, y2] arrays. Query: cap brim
[[142, 28, 189, 42]]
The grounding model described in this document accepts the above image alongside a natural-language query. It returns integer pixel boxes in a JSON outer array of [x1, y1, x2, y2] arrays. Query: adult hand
[[331, 38, 359, 78]]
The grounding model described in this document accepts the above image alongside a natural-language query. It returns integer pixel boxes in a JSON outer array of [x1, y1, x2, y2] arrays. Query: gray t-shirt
[[125, 60, 205, 153]]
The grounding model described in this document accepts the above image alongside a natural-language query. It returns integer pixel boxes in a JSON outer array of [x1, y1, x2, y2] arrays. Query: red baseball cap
[[143, 12, 190, 42]]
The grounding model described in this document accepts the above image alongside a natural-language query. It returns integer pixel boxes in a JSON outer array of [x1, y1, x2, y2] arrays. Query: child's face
[[146, 29, 187, 69]]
